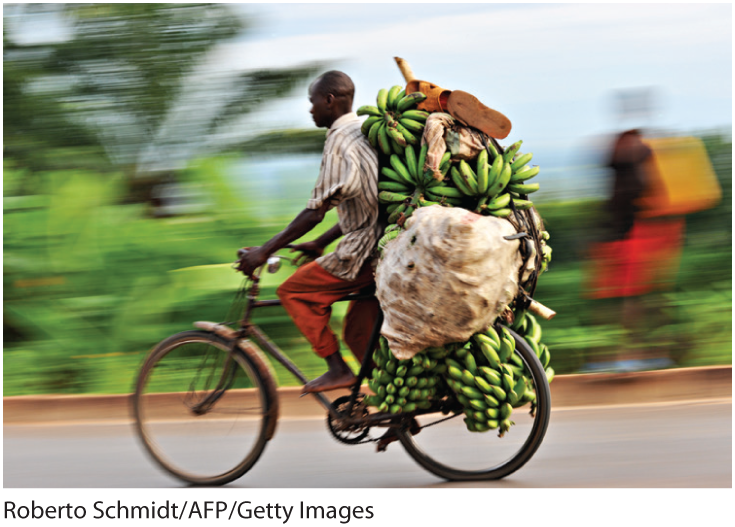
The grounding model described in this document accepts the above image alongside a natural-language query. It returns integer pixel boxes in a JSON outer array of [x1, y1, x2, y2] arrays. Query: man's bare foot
[[301, 351, 356, 394], [302, 369, 356, 393]]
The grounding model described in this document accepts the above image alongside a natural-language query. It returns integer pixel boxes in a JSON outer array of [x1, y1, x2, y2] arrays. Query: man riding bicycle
[[236, 70, 383, 394]]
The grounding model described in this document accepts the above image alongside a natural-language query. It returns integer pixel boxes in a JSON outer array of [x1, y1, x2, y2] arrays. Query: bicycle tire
[[132, 330, 277, 486], [397, 326, 551, 480]]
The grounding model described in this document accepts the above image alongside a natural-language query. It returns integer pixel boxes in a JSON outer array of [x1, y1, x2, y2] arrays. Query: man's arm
[[289, 222, 343, 266], [313, 223, 343, 248], [236, 201, 330, 276]]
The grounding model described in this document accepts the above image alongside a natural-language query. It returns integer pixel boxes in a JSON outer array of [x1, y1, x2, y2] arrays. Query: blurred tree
[[3, 3, 326, 201]]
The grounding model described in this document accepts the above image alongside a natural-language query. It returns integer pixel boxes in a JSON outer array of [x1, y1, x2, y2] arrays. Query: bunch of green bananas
[[360, 84, 554, 435], [364, 337, 449, 414], [443, 139, 541, 218], [378, 145, 456, 225], [441, 325, 536, 435], [510, 311, 554, 382], [357, 84, 429, 156]]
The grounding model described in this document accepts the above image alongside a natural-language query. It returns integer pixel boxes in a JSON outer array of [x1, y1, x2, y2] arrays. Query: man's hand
[[235, 246, 268, 277], [290, 241, 324, 267]]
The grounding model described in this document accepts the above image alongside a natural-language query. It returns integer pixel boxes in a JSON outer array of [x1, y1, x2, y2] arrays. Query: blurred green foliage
[[2, 6, 731, 396], [4, 130, 731, 395], [3, 3, 325, 197], [2, 154, 345, 395]]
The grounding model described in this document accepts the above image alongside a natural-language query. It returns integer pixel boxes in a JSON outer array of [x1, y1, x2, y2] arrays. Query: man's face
[[309, 82, 332, 128]]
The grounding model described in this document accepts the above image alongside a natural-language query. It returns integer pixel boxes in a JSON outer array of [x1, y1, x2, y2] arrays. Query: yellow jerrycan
[[637, 136, 721, 218]]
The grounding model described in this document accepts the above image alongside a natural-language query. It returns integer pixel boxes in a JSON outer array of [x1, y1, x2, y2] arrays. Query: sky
[[5, 2, 732, 188], [212, 1, 732, 164]]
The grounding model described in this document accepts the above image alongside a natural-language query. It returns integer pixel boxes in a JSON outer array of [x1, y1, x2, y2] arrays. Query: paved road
[[4, 399, 731, 488]]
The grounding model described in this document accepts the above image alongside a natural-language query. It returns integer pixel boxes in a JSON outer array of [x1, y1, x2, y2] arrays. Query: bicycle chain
[[348, 408, 463, 445]]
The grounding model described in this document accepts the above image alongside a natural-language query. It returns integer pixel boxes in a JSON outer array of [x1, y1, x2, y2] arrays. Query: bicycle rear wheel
[[398, 326, 551, 480], [132, 330, 276, 486]]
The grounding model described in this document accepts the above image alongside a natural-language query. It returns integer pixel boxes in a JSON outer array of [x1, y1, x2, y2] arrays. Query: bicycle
[[132, 249, 551, 486]]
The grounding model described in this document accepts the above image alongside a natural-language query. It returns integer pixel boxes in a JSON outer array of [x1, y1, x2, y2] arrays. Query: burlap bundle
[[375, 206, 523, 359]]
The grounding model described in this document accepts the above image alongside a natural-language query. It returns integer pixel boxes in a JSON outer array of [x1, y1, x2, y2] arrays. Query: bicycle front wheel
[[398, 326, 551, 480], [132, 330, 276, 486]]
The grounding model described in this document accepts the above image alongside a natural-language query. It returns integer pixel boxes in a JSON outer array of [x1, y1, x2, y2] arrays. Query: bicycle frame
[[232, 261, 392, 425]]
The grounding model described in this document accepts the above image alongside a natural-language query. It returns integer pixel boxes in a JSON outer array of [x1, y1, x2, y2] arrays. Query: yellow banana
[[474, 375, 494, 394], [394, 120, 418, 145], [417, 143, 428, 178], [391, 138, 405, 156], [368, 120, 382, 148], [464, 352, 478, 375], [429, 185, 464, 199], [483, 326, 501, 348], [381, 166, 411, 186], [397, 91, 427, 113], [488, 207, 512, 218], [489, 384, 507, 401], [486, 155, 504, 194], [404, 145, 418, 181], [379, 190, 411, 204], [377, 88, 389, 112], [503, 140, 523, 163], [386, 85, 403, 111], [510, 152, 533, 172], [485, 192, 511, 210], [510, 165, 540, 183], [379, 181, 411, 193], [458, 160, 480, 195], [512, 198, 534, 210], [361, 115, 381, 136], [486, 140, 500, 159], [479, 366, 502, 386], [377, 122, 391, 155], [386, 202, 407, 224], [398, 118, 425, 134], [540, 344, 551, 368], [525, 314, 542, 343], [508, 182, 540, 194], [461, 369, 476, 387], [477, 148, 490, 194], [450, 166, 475, 196], [390, 154, 414, 185], [386, 123, 407, 148], [483, 393, 500, 408], [478, 340, 501, 369], [400, 109, 429, 122], [357, 105, 383, 117]]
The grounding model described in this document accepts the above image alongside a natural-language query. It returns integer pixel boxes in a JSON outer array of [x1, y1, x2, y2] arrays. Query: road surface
[[4, 399, 731, 488]]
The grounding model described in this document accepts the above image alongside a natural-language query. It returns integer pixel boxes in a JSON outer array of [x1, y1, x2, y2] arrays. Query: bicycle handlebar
[[232, 245, 299, 276]]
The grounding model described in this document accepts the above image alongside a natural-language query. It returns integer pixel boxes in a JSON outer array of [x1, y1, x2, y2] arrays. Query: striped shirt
[[308, 112, 381, 281]]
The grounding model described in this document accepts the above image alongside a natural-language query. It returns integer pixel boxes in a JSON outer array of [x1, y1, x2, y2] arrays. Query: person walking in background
[[584, 90, 683, 372]]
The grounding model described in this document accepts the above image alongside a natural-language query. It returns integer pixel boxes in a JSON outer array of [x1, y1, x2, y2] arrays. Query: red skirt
[[586, 218, 685, 299]]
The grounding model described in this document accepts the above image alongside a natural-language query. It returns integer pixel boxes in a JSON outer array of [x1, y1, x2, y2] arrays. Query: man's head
[[309, 71, 354, 128]]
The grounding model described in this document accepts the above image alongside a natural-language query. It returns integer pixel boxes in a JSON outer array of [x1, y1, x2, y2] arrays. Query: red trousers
[[276, 260, 380, 361], [587, 218, 685, 299]]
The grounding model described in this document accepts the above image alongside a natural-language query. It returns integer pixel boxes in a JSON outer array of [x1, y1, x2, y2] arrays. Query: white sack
[[375, 206, 523, 359]]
